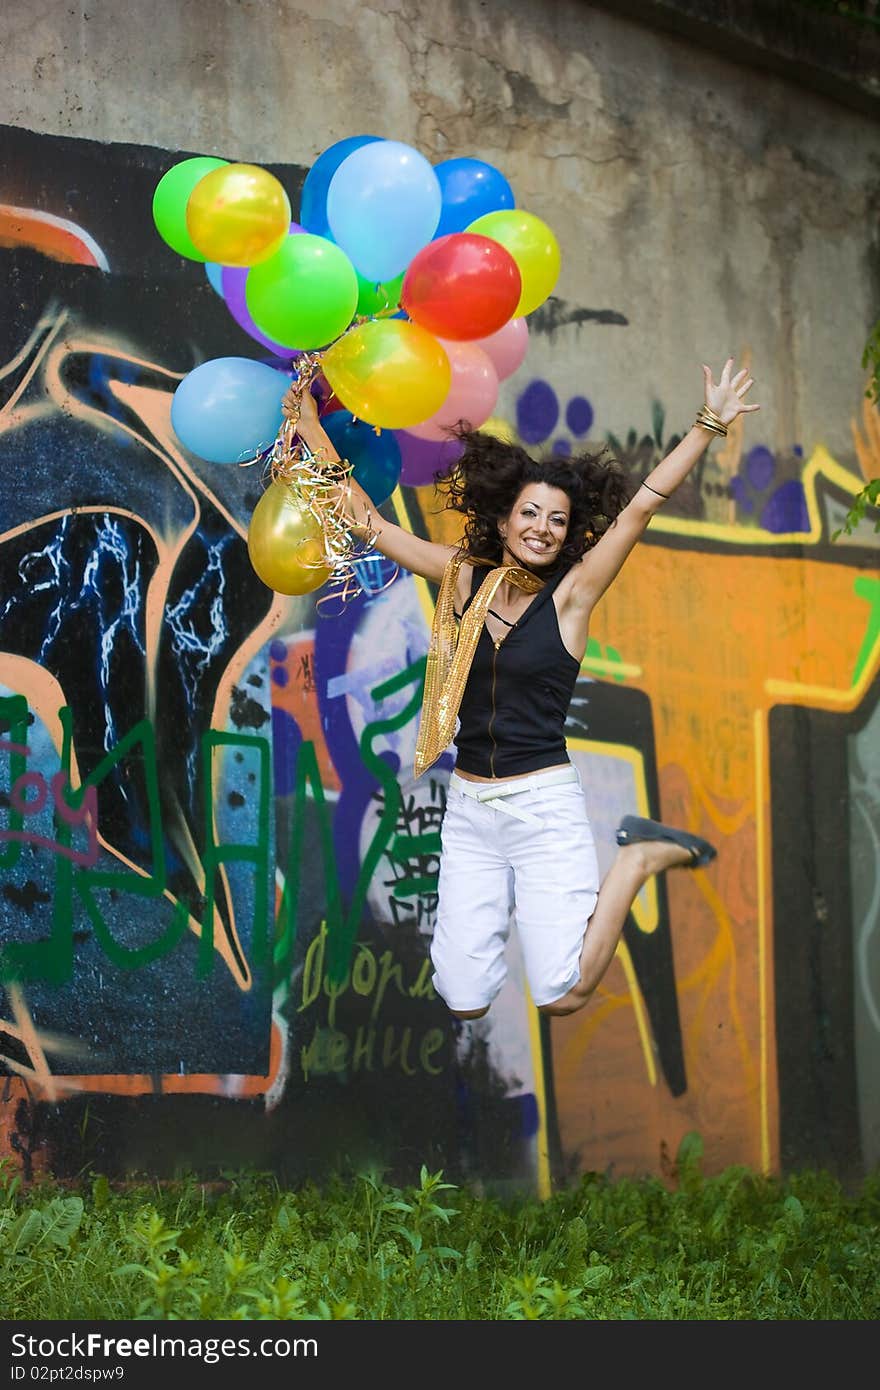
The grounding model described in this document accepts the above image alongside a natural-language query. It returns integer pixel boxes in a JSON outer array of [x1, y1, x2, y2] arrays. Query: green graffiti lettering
[[409, 957, 437, 1002], [2, 705, 271, 985], [325, 658, 427, 986], [351, 1023, 376, 1072], [0, 695, 29, 874], [420, 1027, 445, 1075], [352, 942, 378, 997], [274, 741, 343, 988], [69, 712, 189, 975], [371, 950, 406, 1022], [299, 1028, 320, 1082], [280, 662, 430, 994], [391, 876, 437, 898], [328, 1029, 349, 1073], [299, 1024, 349, 1079], [387, 832, 441, 862], [381, 1024, 418, 1075], [299, 1021, 441, 1080], [326, 965, 350, 1030], [298, 921, 327, 1011]]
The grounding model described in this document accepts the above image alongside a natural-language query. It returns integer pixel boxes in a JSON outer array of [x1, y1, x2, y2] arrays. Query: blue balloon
[[299, 134, 381, 240], [326, 140, 442, 283], [204, 261, 225, 296], [171, 357, 289, 464], [321, 409, 402, 505], [433, 157, 515, 238]]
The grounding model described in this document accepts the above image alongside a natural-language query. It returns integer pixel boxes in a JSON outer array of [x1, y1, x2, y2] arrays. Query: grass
[[1, 1134, 877, 1321]]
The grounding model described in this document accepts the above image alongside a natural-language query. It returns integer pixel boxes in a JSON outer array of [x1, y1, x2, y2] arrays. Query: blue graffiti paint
[[728, 476, 754, 513], [87, 355, 140, 441], [515, 1091, 539, 1139], [271, 705, 302, 797], [729, 445, 809, 533], [566, 395, 594, 437], [516, 379, 559, 444], [746, 446, 775, 492], [313, 582, 376, 897], [760, 480, 810, 534]]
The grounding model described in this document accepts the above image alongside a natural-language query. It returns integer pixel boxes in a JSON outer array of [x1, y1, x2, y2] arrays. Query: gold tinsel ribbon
[[257, 352, 396, 610], [413, 552, 545, 778]]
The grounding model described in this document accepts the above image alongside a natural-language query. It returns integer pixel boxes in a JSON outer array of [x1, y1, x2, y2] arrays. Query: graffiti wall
[[1, 123, 878, 1193]]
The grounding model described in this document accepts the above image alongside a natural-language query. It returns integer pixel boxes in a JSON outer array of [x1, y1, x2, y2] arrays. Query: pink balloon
[[221, 221, 305, 358], [473, 316, 528, 380], [406, 339, 498, 441]]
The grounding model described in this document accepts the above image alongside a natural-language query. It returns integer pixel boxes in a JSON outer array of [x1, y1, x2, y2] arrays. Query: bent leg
[[538, 839, 694, 1017]]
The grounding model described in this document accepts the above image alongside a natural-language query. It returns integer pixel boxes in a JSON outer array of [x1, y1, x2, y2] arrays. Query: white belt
[[450, 765, 578, 826]]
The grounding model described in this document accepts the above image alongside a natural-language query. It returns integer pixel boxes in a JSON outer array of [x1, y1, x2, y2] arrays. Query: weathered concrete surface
[[0, 0, 877, 465], [592, 0, 880, 117]]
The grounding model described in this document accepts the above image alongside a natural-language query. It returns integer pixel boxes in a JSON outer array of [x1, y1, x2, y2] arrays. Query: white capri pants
[[431, 764, 601, 1012]]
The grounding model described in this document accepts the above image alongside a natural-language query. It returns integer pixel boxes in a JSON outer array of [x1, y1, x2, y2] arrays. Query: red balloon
[[401, 233, 521, 341]]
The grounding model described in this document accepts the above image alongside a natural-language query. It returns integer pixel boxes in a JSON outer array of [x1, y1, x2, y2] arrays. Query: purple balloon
[[221, 222, 305, 358], [396, 429, 463, 487]]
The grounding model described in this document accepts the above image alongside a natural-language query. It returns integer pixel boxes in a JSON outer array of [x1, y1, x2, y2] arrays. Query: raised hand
[[702, 357, 760, 426], [281, 376, 320, 430]]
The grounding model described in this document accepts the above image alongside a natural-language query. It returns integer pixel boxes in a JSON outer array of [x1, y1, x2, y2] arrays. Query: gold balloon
[[247, 481, 332, 595], [186, 163, 291, 267]]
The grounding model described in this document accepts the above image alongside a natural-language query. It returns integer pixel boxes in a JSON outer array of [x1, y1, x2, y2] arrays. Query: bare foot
[[617, 839, 695, 875]]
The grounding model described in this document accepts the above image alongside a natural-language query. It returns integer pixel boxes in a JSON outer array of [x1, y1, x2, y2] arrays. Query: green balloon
[[356, 270, 405, 318], [152, 155, 228, 260], [246, 233, 359, 350]]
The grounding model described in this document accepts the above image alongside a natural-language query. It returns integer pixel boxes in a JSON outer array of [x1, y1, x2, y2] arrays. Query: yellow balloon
[[322, 319, 451, 430], [466, 210, 560, 316], [186, 163, 291, 267], [247, 482, 332, 595]]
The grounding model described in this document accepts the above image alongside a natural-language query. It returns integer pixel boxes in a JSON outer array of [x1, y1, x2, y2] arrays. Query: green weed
[[0, 1139, 877, 1320]]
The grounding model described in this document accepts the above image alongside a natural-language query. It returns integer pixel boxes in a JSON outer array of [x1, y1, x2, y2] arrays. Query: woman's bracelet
[[640, 480, 670, 500], [695, 404, 728, 437]]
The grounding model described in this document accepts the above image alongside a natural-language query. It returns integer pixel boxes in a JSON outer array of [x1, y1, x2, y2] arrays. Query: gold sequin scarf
[[413, 552, 545, 778]]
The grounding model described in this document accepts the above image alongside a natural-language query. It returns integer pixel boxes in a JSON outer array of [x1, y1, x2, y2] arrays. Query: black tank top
[[453, 565, 580, 778]]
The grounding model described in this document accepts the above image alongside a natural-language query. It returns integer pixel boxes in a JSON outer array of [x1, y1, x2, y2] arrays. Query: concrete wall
[[1, 0, 878, 1192], [3, 0, 878, 458]]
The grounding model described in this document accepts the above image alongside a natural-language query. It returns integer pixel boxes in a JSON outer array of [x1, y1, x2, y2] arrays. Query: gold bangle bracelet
[[695, 408, 728, 437], [696, 404, 728, 432]]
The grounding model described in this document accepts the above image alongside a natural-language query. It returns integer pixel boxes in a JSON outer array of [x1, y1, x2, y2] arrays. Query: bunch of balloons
[[155, 137, 561, 593]]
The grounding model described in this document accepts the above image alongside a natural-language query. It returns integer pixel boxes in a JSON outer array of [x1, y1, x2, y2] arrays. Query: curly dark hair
[[437, 428, 635, 572]]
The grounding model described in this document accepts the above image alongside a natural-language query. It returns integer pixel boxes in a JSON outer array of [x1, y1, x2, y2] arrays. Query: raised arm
[[285, 379, 460, 585], [570, 357, 759, 611]]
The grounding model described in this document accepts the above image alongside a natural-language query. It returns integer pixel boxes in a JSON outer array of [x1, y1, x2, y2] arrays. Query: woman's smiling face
[[499, 483, 571, 569]]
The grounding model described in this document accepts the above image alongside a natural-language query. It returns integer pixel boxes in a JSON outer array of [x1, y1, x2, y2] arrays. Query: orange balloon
[[186, 163, 291, 267], [247, 482, 332, 595], [321, 319, 451, 429]]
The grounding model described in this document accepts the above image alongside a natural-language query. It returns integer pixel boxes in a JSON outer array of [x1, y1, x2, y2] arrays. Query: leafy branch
[[833, 320, 880, 538]]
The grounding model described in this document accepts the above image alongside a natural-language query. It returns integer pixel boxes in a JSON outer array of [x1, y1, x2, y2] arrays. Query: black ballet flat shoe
[[615, 814, 717, 868]]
